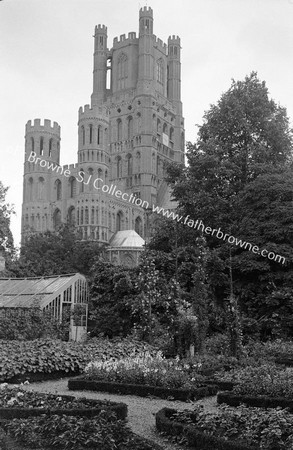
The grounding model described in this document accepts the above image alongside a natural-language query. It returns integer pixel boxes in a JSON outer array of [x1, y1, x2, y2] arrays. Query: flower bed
[[1, 410, 164, 450], [0, 337, 156, 382], [72, 352, 218, 400], [68, 378, 217, 401], [156, 404, 293, 449], [217, 390, 293, 410], [0, 385, 127, 420], [234, 365, 293, 397], [216, 364, 293, 409], [84, 352, 207, 388]]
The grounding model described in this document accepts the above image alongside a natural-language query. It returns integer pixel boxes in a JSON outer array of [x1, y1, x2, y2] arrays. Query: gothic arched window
[[116, 211, 123, 231], [117, 53, 128, 90], [89, 124, 93, 144], [136, 152, 141, 173], [68, 206, 75, 226], [126, 154, 133, 176], [55, 179, 62, 200], [28, 177, 34, 201], [81, 126, 85, 145], [49, 138, 53, 157], [117, 119, 122, 141], [37, 177, 45, 200], [53, 209, 61, 230], [127, 116, 133, 139], [135, 216, 143, 236], [40, 137, 44, 156], [117, 156, 122, 178], [69, 176, 76, 198], [157, 58, 164, 84]]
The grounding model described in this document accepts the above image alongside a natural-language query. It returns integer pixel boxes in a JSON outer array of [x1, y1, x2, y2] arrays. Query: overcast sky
[[1, 0, 293, 247]]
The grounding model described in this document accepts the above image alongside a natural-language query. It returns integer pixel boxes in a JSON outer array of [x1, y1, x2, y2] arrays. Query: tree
[[167, 72, 293, 231], [165, 72, 293, 340], [232, 171, 293, 339], [89, 261, 136, 337], [7, 225, 104, 277], [0, 181, 14, 256]]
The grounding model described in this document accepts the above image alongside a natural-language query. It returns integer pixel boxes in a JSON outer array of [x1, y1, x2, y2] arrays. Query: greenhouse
[[0, 273, 88, 341]]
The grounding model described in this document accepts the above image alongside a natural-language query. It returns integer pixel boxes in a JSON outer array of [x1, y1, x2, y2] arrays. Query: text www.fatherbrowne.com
[[27, 151, 286, 265], [153, 205, 286, 265]]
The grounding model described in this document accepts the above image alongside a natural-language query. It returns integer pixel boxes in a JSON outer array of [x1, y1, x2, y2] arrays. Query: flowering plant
[[85, 351, 204, 389]]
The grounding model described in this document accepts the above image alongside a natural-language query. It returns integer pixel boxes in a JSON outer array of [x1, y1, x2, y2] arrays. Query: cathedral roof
[[109, 230, 145, 249]]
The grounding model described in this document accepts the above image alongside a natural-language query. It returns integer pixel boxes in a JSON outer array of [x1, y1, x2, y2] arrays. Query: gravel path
[[20, 378, 218, 450]]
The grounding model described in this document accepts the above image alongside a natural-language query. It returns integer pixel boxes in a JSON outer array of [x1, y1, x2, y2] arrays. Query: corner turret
[[91, 24, 108, 106]]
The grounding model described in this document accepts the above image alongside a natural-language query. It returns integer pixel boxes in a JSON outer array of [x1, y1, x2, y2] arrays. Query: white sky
[[1, 0, 293, 247]]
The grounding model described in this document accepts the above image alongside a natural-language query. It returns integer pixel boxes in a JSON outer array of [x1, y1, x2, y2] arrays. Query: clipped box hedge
[[203, 379, 234, 391], [68, 378, 218, 401], [275, 357, 293, 366], [217, 390, 293, 410], [0, 394, 127, 420], [156, 407, 257, 450]]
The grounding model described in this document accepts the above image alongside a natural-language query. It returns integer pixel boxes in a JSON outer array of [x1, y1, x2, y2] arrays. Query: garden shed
[[0, 273, 88, 341]]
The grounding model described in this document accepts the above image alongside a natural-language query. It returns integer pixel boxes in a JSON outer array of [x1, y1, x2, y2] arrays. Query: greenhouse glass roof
[[0, 274, 85, 308]]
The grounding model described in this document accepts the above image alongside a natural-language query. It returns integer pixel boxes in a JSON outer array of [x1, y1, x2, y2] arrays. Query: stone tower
[[21, 7, 185, 259]]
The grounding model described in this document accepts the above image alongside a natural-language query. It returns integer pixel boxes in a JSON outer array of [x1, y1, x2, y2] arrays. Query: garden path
[[21, 378, 218, 450]]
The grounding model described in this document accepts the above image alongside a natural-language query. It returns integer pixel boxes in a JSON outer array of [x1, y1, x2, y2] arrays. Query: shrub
[[204, 334, 231, 356], [232, 364, 293, 398], [2, 410, 162, 449], [245, 339, 293, 361], [180, 354, 239, 377], [162, 404, 293, 449], [0, 337, 157, 382], [85, 352, 205, 389], [0, 307, 70, 341]]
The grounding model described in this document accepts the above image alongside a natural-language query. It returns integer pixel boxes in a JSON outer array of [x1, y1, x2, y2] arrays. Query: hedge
[[217, 390, 293, 411], [0, 338, 157, 382], [7, 370, 79, 384], [68, 378, 218, 401], [203, 379, 234, 391], [0, 394, 127, 420], [156, 407, 257, 450], [275, 357, 293, 366]]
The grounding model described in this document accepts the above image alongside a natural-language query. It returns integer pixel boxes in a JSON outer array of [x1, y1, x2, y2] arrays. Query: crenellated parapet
[[63, 163, 79, 171], [94, 24, 107, 34], [78, 104, 109, 123], [139, 6, 153, 18], [26, 119, 60, 135], [153, 35, 167, 54], [113, 32, 138, 49]]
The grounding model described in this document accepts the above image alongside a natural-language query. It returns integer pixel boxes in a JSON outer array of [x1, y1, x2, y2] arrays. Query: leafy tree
[[167, 72, 293, 231], [7, 225, 104, 277], [89, 261, 136, 338], [146, 219, 212, 353], [0, 181, 14, 256], [165, 72, 293, 340], [232, 171, 293, 339]]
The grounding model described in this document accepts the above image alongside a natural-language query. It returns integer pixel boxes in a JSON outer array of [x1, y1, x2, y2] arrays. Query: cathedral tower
[[21, 6, 185, 257], [22, 119, 61, 237]]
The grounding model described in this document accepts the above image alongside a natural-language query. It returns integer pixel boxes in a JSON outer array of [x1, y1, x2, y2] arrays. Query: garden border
[[204, 379, 234, 391], [217, 390, 293, 410], [68, 378, 218, 401], [156, 407, 258, 450], [0, 394, 127, 420], [4, 369, 80, 384], [275, 357, 293, 366]]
